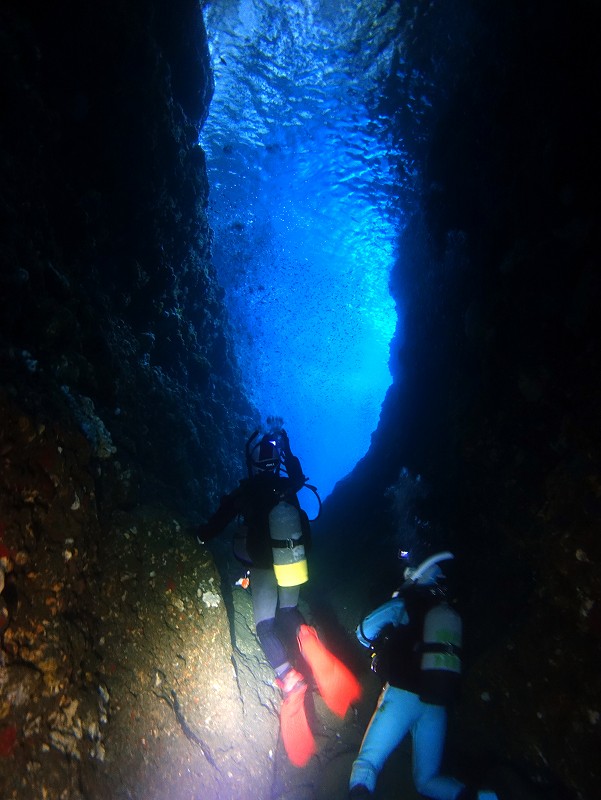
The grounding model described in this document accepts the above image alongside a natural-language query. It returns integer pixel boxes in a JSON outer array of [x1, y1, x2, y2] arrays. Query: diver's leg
[[275, 585, 305, 658], [277, 583, 301, 615], [252, 567, 289, 673], [252, 570, 314, 766], [412, 702, 464, 800], [350, 685, 417, 794]]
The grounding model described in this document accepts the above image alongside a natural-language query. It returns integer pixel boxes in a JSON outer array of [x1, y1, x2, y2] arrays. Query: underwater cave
[[0, 1, 599, 799]]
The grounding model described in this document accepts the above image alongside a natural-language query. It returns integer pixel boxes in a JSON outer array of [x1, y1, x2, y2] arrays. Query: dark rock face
[[0, 0, 253, 519], [0, 2, 274, 798], [317, 2, 600, 798]]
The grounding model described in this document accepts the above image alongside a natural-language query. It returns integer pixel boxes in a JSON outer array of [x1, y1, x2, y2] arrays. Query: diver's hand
[[279, 429, 291, 455], [197, 523, 216, 545]]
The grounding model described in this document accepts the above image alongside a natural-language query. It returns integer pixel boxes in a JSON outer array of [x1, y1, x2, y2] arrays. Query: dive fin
[[279, 680, 315, 767], [297, 624, 362, 717]]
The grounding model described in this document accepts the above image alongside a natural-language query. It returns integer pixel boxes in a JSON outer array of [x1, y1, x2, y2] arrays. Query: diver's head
[[245, 417, 288, 476], [253, 434, 281, 475]]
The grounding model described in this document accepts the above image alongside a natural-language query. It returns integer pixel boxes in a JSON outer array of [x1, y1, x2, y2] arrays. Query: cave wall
[[1, 0, 254, 520], [0, 3, 281, 798], [318, 2, 600, 797]]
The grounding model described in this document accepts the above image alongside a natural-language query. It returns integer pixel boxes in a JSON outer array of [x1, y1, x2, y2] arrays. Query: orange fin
[[297, 624, 362, 718], [280, 682, 316, 767]]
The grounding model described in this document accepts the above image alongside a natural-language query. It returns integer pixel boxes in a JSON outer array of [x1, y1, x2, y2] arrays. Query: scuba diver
[[349, 552, 499, 800], [198, 417, 361, 768]]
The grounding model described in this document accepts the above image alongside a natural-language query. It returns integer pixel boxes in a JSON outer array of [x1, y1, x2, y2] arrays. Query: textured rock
[[0, 0, 254, 521], [315, 3, 600, 797], [0, 392, 281, 799]]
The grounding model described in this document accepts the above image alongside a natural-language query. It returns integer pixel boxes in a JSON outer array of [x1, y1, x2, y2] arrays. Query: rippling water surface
[[201, 0, 414, 500]]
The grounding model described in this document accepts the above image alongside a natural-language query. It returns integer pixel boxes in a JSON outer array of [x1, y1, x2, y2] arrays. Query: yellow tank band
[[421, 653, 461, 674], [273, 559, 309, 587]]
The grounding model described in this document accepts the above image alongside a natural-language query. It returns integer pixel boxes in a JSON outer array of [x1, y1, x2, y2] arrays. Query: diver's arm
[[356, 598, 408, 647], [285, 454, 305, 491], [198, 486, 245, 543], [279, 429, 306, 491]]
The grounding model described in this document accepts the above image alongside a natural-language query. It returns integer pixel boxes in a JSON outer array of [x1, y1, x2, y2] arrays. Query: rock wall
[[0, 2, 280, 798], [1, 0, 254, 519], [0, 391, 281, 799], [316, 3, 600, 798]]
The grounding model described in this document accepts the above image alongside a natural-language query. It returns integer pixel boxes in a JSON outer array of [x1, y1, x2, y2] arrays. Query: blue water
[[201, 0, 410, 502]]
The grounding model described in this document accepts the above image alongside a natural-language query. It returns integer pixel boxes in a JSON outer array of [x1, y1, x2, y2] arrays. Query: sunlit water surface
[[201, 0, 411, 503]]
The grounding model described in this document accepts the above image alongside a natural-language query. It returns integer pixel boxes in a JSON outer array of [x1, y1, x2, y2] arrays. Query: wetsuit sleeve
[[285, 454, 305, 492], [278, 429, 306, 492], [356, 598, 408, 647], [198, 486, 245, 542]]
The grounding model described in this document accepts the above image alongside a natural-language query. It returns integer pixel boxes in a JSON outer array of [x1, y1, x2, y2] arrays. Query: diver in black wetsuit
[[199, 418, 361, 767]]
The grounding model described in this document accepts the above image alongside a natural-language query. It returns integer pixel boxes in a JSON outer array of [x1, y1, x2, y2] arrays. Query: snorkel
[[393, 551, 455, 597]]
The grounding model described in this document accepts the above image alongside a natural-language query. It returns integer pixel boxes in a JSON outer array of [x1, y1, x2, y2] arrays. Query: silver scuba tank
[[419, 601, 462, 704], [268, 501, 309, 587]]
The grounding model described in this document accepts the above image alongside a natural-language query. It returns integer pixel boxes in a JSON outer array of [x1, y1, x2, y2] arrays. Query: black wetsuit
[[200, 453, 307, 568]]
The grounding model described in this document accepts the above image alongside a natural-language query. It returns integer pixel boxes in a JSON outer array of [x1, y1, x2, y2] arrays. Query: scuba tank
[[419, 601, 462, 705], [364, 552, 462, 704], [268, 500, 309, 587]]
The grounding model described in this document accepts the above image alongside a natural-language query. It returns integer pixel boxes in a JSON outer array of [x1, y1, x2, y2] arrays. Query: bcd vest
[[371, 591, 462, 706]]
